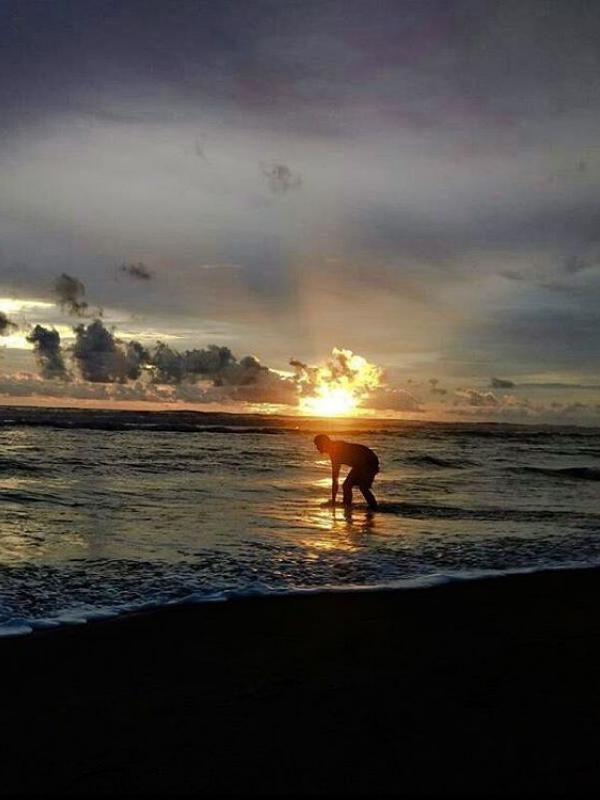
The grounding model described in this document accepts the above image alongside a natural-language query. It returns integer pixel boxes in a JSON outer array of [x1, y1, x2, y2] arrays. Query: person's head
[[313, 433, 332, 454]]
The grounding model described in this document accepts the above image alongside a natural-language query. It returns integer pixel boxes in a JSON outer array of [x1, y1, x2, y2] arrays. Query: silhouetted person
[[314, 434, 379, 510]]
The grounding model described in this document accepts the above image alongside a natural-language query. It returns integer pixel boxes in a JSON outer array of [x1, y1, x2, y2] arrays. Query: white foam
[[30, 619, 61, 630], [0, 623, 34, 637], [2, 560, 599, 639]]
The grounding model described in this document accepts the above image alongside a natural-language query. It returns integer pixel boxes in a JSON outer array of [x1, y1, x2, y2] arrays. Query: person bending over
[[314, 434, 379, 510]]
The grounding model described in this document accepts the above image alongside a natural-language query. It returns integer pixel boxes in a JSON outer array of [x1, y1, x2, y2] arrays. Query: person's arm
[[331, 459, 340, 504]]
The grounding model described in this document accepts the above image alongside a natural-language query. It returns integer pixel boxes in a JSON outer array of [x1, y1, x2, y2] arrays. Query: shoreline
[[3, 566, 600, 794], [2, 560, 599, 641]]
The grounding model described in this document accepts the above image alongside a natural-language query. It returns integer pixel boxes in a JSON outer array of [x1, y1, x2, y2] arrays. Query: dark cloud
[[67, 324, 296, 403], [148, 343, 279, 390], [141, 339, 299, 404], [3, 1, 600, 137], [491, 377, 515, 389], [260, 162, 302, 194], [25, 324, 68, 380], [213, 368, 298, 405], [120, 262, 153, 280], [150, 343, 235, 384], [0, 311, 17, 336], [72, 320, 148, 382], [53, 273, 89, 316], [429, 378, 447, 395]]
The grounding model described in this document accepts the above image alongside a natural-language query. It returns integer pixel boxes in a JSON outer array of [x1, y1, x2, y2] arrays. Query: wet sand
[[3, 567, 600, 795]]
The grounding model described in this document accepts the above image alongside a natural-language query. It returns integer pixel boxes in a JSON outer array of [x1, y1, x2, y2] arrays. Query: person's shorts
[[345, 466, 378, 489]]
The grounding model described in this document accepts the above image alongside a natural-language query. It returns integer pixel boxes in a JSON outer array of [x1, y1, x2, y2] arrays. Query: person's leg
[[359, 485, 378, 510], [342, 470, 357, 506], [359, 472, 378, 509]]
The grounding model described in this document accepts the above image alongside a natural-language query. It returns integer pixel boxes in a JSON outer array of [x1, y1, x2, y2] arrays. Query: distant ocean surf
[[1, 406, 599, 635]]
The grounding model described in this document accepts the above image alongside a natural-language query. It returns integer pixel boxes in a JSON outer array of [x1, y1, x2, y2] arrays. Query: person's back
[[329, 440, 379, 474], [314, 434, 379, 509]]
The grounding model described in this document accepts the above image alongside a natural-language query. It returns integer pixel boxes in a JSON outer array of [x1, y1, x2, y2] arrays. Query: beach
[[3, 566, 600, 795]]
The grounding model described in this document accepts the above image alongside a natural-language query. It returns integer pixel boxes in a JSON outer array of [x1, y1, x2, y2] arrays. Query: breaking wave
[[516, 466, 600, 481]]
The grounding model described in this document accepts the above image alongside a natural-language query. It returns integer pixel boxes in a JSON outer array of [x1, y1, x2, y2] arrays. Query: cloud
[[65, 322, 298, 403], [175, 368, 298, 406], [446, 389, 600, 423], [454, 388, 499, 407], [563, 255, 593, 275], [72, 319, 148, 382], [25, 325, 68, 380], [291, 348, 382, 395], [491, 377, 515, 389], [147, 342, 297, 402], [365, 387, 421, 412], [53, 273, 89, 316], [558, 401, 591, 416], [519, 382, 600, 390], [0, 311, 18, 336], [120, 262, 153, 280], [1, 1, 600, 399], [290, 348, 384, 414], [150, 343, 235, 384], [0, 369, 299, 408], [0, 372, 171, 403], [260, 162, 302, 193], [429, 378, 447, 395]]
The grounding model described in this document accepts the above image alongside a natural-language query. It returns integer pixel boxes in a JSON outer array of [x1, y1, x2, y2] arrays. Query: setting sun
[[297, 347, 383, 416], [300, 386, 358, 416]]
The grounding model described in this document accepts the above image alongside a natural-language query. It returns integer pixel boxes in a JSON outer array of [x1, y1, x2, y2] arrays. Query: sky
[[1, 0, 599, 422]]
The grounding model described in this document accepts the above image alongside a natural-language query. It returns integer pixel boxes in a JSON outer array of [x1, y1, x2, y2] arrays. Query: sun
[[295, 347, 383, 417], [300, 386, 358, 416]]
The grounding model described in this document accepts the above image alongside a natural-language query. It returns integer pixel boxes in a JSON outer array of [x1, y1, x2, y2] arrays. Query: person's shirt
[[329, 441, 379, 473]]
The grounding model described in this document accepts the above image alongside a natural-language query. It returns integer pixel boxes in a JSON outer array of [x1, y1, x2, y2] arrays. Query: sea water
[[1, 407, 599, 635]]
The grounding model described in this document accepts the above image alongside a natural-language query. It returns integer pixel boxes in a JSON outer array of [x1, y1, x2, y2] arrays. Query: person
[[313, 434, 379, 510]]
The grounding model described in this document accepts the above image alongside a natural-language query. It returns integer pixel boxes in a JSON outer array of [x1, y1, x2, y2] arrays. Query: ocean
[[1, 406, 599, 636]]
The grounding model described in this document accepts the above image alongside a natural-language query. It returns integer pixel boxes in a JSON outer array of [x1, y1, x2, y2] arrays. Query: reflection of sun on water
[[303, 503, 376, 553]]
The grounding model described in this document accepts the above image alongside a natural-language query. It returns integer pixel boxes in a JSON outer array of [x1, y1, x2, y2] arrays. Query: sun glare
[[300, 386, 358, 416], [297, 347, 383, 417]]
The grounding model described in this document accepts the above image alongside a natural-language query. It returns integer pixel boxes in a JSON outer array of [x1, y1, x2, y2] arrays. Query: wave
[[516, 466, 600, 482], [0, 489, 85, 507], [0, 459, 39, 474], [3, 560, 600, 638], [374, 500, 599, 523], [405, 454, 475, 469]]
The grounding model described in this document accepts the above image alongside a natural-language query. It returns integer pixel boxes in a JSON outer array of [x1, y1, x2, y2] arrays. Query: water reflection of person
[[343, 505, 377, 534], [314, 434, 379, 510]]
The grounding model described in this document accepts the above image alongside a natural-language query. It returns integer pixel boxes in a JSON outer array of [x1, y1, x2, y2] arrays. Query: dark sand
[[3, 568, 600, 796]]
